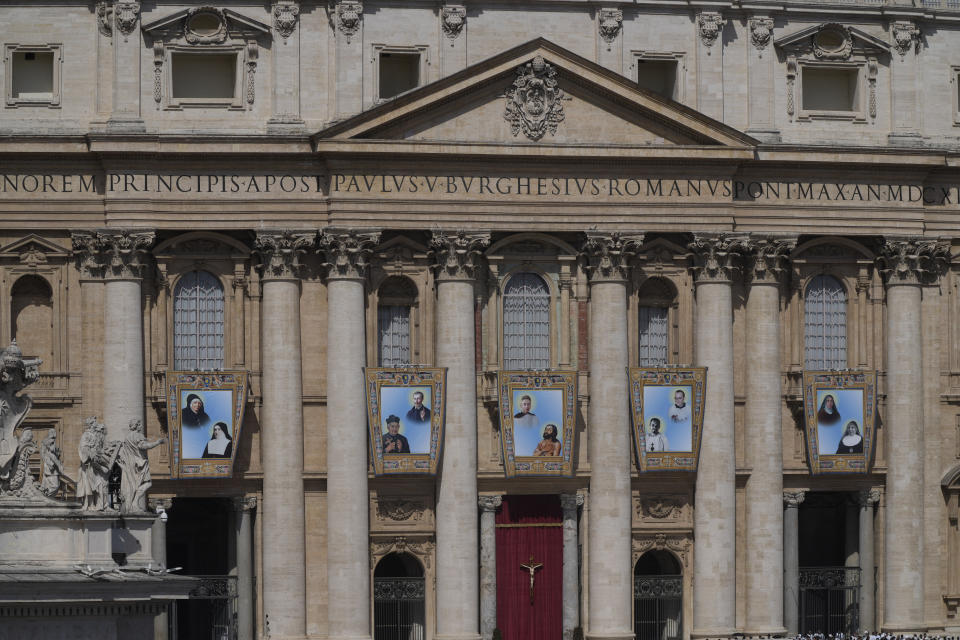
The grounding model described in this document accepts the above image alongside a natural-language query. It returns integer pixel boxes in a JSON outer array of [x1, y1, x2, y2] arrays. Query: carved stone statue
[[117, 418, 165, 514], [78, 417, 119, 511], [39, 428, 63, 497], [0, 340, 41, 480]]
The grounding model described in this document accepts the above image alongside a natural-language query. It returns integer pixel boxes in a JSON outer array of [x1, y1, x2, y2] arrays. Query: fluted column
[[478, 495, 502, 640], [320, 229, 381, 640], [431, 230, 490, 640], [582, 231, 643, 640], [877, 238, 947, 632], [72, 230, 155, 441], [255, 231, 313, 640], [561, 493, 585, 640], [689, 234, 746, 639], [783, 490, 805, 636], [859, 489, 880, 632], [743, 237, 793, 636], [233, 497, 257, 640]]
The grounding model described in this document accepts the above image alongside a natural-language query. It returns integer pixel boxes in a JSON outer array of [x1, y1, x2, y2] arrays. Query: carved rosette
[[71, 230, 156, 280], [335, 1, 363, 40], [580, 231, 644, 283], [441, 5, 466, 41], [504, 56, 567, 142], [318, 229, 381, 281], [688, 233, 748, 283], [877, 237, 949, 286], [559, 493, 583, 514], [254, 231, 315, 280], [749, 17, 774, 52], [783, 490, 806, 507], [478, 495, 503, 512], [274, 1, 300, 40], [429, 230, 490, 281], [598, 8, 623, 44], [697, 12, 725, 49], [857, 488, 881, 507], [744, 236, 794, 285], [892, 21, 920, 59], [114, 1, 140, 38]]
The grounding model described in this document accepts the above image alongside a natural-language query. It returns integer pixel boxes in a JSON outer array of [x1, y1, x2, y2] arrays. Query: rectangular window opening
[[11, 51, 54, 101], [802, 67, 859, 112], [171, 53, 237, 100], [379, 52, 420, 100], [637, 59, 678, 100]]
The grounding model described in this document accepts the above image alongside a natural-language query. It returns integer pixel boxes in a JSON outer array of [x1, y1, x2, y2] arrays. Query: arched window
[[373, 552, 426, 640], [10, 275, 53, 364], [804, 275, 847, 370], [174, 270, 224, 370], [637, 278, 674, 367], [503, 272, 550, 370], [378, 276, 418, 367]]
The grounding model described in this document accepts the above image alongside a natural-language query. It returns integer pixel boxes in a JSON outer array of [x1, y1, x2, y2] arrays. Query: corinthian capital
[[744, 235, 795, 285], [688, 233, 749, 283], [580, 231, 644, 282], [429, 230, 490, 281], [71, 230, 156, 280], [478, 495, 502, 512], [318, 229, 381, 280], [783, 490, 806, 507], [877, 237, 949, 286], [254, 230, 315, 280]]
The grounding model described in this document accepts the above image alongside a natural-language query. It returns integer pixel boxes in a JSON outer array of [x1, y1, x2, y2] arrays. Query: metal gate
[[633, 575, 682, 640], [799, 567, 860, 635], [373, 577, 426, 640], [170, 575, 238, 640]]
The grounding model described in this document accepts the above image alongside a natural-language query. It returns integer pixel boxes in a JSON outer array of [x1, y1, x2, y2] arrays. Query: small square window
[[637, 59, 678, 100], [379, 52, 420, 100], [171, 53, 237, 101], [4, 44, 61, 107], [802, 67, 860, 112]]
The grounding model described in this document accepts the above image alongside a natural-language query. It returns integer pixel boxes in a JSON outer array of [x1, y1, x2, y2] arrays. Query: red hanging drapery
[[495, 495, 563, 640]]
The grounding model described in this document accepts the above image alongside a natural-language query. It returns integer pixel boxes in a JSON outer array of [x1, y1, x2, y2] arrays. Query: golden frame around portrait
[[364, 367, 447, 476], [803, 370, 877, 474], [497, 370, 578, 478], [628, 367, 706, 472], [166, 371, 248, 479]]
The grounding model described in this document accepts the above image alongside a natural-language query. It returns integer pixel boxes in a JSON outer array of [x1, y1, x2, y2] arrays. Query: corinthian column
[[73, 230, 155, 441], [688, 233, 747, 639], [743, 237, 793, 636], [254, 230, 314, 640], [431, 230, 489, 640], [320, 229, 381, 640], [581, 231, 643, 640], [877, 238, 947, 632]]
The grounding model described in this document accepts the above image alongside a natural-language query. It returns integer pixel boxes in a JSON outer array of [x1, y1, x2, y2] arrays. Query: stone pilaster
[[320, 229, 380, 640], [72, 230, 155, 441], [233, 497, 257, 640], [695, 11, 725, 121], [431, 230, 489, 640], [254, 230, 313, 640], [783, 490, 806, 636], [440, 4, 467, 77], [746, 16, 779, 141], [581, 231, 643, 640], [332, 1, 364, 116], [877, 237, 948, 632], [743, 237, 792, 636], [268, 1, 305, 131], [561, 493, 585, 640], [108, 1, 145, 131], [889, 21, 922, 145], [688, 233, 746, 639], [478, 495, 502, 640], [858, 489, 881, 632]]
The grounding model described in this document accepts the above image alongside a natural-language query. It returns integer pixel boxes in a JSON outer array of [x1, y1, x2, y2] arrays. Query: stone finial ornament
[[504, 56, 567, 142]]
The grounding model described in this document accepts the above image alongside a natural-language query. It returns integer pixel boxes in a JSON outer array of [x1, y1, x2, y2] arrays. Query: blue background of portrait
[[380, 385, 432, 454], [511, 389, 564, 456], [642, 385, 693, 451], [816, 388, 864, 454], [180, 389, 235, 459]]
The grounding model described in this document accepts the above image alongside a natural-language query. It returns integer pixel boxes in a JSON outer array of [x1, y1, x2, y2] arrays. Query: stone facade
[[4, 2, 960, 640]]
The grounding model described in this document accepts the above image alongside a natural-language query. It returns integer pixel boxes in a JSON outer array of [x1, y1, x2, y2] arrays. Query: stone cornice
[[429, 230, 490, 281], [71, 230, 156, 280], [580, 231, 644, 283], [877, 237, 949, 286], [318, 229, 381, 281], [254, 230, 315, 281], [688, 233, 749, 283]]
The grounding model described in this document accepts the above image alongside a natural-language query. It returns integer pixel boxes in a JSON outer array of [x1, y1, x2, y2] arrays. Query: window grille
[[804, 275, 847, 370], [378, 305, 411, 367], [503, 272, 550, 369], [638, 306, 669, 367], [174, 270, 225, 370]]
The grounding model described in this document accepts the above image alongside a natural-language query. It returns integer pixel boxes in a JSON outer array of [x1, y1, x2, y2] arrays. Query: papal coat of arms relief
[[503, 55, 568, 142]]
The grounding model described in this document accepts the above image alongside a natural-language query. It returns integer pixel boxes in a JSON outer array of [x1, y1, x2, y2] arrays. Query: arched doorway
[[373, 552, 426, 640], [633, 550, 682, 640]]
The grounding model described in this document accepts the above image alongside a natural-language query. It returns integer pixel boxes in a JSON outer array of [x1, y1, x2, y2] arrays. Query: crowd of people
[[727, 634, 960, 640]]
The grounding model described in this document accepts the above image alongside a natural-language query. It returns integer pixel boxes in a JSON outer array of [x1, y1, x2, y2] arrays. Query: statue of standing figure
[[117, 418, 166, 514], [39, 428, 63, 497], [77, 417, 119, 511]]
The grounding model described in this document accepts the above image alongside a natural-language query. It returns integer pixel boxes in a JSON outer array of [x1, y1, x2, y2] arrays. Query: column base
[[434, 634, 482, 640], [584, 630, 635, 640], [690, 627, 737, 639]]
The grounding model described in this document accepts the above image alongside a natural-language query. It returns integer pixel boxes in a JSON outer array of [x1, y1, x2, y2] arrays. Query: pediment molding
[[776, 23, 891, 59], [142, 7, 271, 43], [0, 235, 70, 260]]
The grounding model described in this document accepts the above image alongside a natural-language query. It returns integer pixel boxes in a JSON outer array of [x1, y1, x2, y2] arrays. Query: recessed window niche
[[171, 52, 238, 101], [4, 44, 62, 107]]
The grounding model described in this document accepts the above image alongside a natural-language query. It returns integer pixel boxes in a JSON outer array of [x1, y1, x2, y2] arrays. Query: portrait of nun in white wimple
[[201, 421, 233, 459], [816, 389, 864, 455]]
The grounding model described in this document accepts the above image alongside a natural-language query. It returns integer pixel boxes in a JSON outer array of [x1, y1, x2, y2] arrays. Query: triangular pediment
[[0, 235, 70, 259], [316, 39, 756, 148]]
